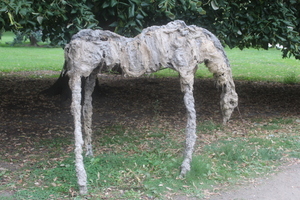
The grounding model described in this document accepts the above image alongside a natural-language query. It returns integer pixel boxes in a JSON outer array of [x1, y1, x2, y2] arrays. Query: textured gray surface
[[66, 20, 238, 194], [209, 161, 300, 200]]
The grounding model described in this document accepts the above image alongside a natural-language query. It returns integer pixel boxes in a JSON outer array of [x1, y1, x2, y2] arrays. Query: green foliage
[[94, 0, 205, 37], [0, 0, 206, 45], [1, 0, 299, 59], [200, 0, 300, 59], [0, 0, 33, 29], [0, 0, 99, 47], [11, 31, 25, 45], [8, 30, 43, 46]]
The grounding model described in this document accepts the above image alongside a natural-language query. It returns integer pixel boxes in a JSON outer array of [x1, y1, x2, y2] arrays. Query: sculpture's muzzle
[[220, 88, 238, 124]]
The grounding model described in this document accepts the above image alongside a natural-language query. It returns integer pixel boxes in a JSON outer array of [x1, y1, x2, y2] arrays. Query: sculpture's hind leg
[[179, 73, 197, 177], [69, 74, 88, 194], [83, 71, 97, 156]]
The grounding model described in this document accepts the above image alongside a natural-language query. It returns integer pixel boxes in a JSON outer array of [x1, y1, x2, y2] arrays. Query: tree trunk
[[29, 34, 38, 46]]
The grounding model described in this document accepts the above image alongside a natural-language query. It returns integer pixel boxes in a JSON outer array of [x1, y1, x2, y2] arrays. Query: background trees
[[201, 0, 300, 59], [1, 0, 299, 58], [0, 0, 98, 46]]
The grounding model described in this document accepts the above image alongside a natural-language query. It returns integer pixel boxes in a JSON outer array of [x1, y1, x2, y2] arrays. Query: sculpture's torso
[[65, 20, 228, 78]]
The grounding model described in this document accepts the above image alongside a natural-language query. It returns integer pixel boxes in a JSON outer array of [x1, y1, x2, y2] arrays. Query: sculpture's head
[[219, 80, 238, 124]]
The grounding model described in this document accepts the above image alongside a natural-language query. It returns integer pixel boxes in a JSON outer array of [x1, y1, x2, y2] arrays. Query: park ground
[[1, 70, 300, 199]]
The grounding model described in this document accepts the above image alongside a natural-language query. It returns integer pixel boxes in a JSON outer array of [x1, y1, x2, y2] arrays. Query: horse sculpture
[[65, 20, 238, 194]]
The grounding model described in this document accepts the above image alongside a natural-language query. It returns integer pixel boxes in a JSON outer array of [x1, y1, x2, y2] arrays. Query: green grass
[[1, 32, 300, 84], [0, 31, 50, 47], [0, 32, 63, 73], [155, 48, 300, 83], [0, 31, 15, 45], [227, 48, 300, 83], [1, 32, 300, 199], [2, 119, 300, 199], [0, 47, 63, 72]]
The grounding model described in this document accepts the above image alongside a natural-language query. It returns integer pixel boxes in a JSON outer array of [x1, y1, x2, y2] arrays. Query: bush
[[11, 30, 43, 46], [12, 31, 25, 46]]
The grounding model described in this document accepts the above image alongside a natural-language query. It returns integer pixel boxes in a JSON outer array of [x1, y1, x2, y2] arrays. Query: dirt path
[[208, 159, 300, 200]]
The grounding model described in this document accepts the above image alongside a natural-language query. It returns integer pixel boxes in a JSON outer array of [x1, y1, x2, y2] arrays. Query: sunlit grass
[[228, 48, 300, 83], [1, 32, 300, 84], [0, 31, 50, 47], [0, 31, 14, 45], [1, 31, 300, 199], [0, 32, 63, 72], [154, 48, 300, 83], [0, 47, 64, 72]]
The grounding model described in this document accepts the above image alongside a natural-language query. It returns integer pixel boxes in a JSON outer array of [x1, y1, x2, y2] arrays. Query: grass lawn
[[0, 47, 63, 72], [1, 31, 300, 199], [2, 118, 300, 199], [227, 48, 300, 83], [1, 31, 300, 83], [0, 32, 64, 73], [155, 48, 300, 83]]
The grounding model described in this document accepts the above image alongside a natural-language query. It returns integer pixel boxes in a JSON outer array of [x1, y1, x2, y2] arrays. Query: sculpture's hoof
[[79, 185, 88, 195], [179, 164, 190, 178], [85, 150, 93, 157], [85, 145, 94, 157], [178, 173, 185, 179]]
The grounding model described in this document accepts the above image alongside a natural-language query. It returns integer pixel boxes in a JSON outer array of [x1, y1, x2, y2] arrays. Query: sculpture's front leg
[[69, 74, 88, 195], [179, 75, 197, 177], [83, 73, 97, 157]]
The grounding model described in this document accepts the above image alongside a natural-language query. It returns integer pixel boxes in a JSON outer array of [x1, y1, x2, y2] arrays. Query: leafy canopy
[[0, 0, 299, 58]]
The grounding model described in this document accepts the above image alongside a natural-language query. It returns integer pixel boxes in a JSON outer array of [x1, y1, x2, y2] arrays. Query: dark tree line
[[1, 0, 299, 58]]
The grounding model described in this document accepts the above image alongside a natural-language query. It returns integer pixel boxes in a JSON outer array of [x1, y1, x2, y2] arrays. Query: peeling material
[[66, 20, 238, 194]]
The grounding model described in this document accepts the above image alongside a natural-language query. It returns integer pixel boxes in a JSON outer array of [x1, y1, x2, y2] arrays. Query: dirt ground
[[1, 71, 300, 199], [208, 159, 300, 200]]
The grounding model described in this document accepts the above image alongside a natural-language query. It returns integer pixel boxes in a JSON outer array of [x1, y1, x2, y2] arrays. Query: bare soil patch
[[1, 72, 300, 199]]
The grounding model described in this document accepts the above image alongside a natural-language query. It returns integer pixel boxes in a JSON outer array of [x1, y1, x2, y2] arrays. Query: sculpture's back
[[65, 20, 238, 195]]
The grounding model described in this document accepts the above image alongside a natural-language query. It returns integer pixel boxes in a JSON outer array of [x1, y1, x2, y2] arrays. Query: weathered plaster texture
[[66, 20, 238, 194]]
